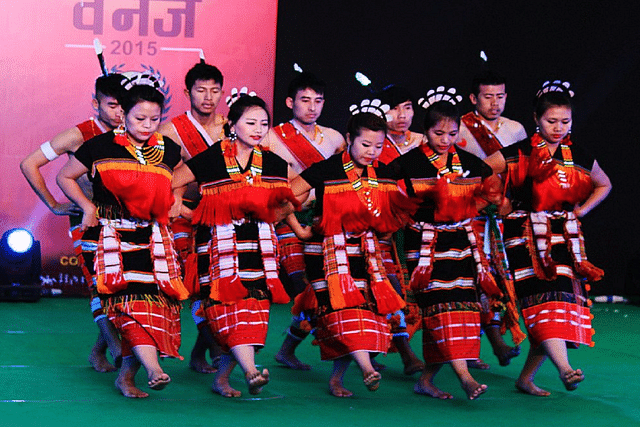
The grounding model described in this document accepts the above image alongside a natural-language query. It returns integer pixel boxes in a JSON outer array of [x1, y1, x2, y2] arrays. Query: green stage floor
[[1, 299, 639, 427]]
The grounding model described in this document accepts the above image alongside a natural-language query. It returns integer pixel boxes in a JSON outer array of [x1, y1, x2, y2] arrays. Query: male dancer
[[266, 71, 345, 370], [458, 70, 527, 159], [458, 70, 527, 368], [20, 74, 124, 372], [158, 61, 226, 374], [377, 85, 425, 164]]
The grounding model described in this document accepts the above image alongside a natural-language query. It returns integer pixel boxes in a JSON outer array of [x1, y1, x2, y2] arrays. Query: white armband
[[40, 141, 59, 161]]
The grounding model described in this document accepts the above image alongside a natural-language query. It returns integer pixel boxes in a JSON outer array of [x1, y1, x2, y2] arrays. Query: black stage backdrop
[[272, 1, 640, 297]]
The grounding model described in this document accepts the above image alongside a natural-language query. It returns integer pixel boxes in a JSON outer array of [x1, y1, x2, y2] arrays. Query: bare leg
[[329, 357, 353, 397], [95, 317, 122, 367], [393, 335, 425, 375], [115, 356, 148, 398], [352, 351, 381, 391], [131, 345, 170, 390], [540, 338, 584, 391], [515, 344, 551, 396], [211, 353, 241, 397], [231, 344, 269, 395], [275, 324, 311, 370], [485, 324, 520, 366], [414, 363, 452, 399], [451, 359, 487, 400], [190, 326, 220, 374], [89, 332, 116, 373]]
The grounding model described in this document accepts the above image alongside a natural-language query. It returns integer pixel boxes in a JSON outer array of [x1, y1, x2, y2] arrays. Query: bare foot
[[561, 369, 584, 391], [246, 369, 269, 395], [329, 378, 353, 397], [404, 359, 425, 376], [516, 378, 551, 397], [275, 352, 311, 370], [467, 358, 490, 370], [363, 371, 381, 391], [189, 357, 217, 374], [414, 382, 453, 399], [212, 377, 242, 398], [89, 349, 117, 373], [462, 380, 487, 400], [148, 372, 171, 390], [115, 375, 149, 398], [496, 345, 521, 367]]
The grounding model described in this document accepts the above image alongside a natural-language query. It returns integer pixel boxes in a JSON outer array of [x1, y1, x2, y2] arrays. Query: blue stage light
[[6, 229, 34, 254]]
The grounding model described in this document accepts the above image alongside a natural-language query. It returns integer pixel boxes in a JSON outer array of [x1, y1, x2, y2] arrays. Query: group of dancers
[[20, 58, 611, 400]]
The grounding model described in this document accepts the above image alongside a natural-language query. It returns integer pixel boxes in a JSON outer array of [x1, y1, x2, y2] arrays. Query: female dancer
[[289, 99, 410, 397], [172, 89, 299, 397], [484, 81, 611, 396], [57, 74, 189, 398], [391, 87, 503, 400]]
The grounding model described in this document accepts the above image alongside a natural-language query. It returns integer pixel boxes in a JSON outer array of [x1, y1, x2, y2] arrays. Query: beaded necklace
[[114, 129, 165, 166], [342, 150, 380, 217], [222, 139, 263, 184], [420, 143, 462, 180], [388, 130, 411, 146], [286, 120, 324, 145]]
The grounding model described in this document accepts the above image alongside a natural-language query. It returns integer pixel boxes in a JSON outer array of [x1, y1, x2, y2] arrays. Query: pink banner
[[0, 0, 278, 294]]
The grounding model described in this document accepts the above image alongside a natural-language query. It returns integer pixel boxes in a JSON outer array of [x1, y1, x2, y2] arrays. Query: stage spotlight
[[0, 228, 42, 301]]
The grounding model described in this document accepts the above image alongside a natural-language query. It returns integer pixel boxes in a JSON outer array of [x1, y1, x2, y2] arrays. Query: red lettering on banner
[[73, 0, 201, 37]]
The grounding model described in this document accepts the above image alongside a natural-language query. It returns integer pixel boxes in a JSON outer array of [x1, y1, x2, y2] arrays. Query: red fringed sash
[[524, 211, 604, 282], [193, 139, 300, 227], [461, 112, 504, 156], [323, 232, 366, 309], [77, 118, 105, 142], [151, 223, 189, 300], [95, 221, 128, 294], [172, 114, 210, 157], [378, 136, 404, 165], [509, 134, 594, 211], [363, 232, 405, 314], [274, 122, 326, 168], [319, 152, 406, 235], [94, 160, 174, 224]]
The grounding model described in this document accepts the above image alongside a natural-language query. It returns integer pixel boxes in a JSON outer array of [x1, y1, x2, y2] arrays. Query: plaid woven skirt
[[405, 225, 482, 364], [306, 235, 391, 360], [204, 297, 270, 352], [106, 295, 182, 359], [503, 212, 593, 347]]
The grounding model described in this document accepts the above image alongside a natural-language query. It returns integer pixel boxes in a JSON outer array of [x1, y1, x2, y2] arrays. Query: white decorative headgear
[[293, 63, 304, 73], [536, 80, 575, 98], [349, 98, 390, 120], [418, 86, 463, 109], [120, 71, 164, 90], [225, 86, 257, 108], [355, 71, 373, 88]]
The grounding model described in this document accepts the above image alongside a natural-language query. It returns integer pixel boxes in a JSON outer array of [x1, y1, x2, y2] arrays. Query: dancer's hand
[[81, 204, 98, 231]]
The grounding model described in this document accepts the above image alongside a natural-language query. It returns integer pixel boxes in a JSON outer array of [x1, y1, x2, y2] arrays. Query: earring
[[229, 131, 237, 141], [535, 125, 540, 133]]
